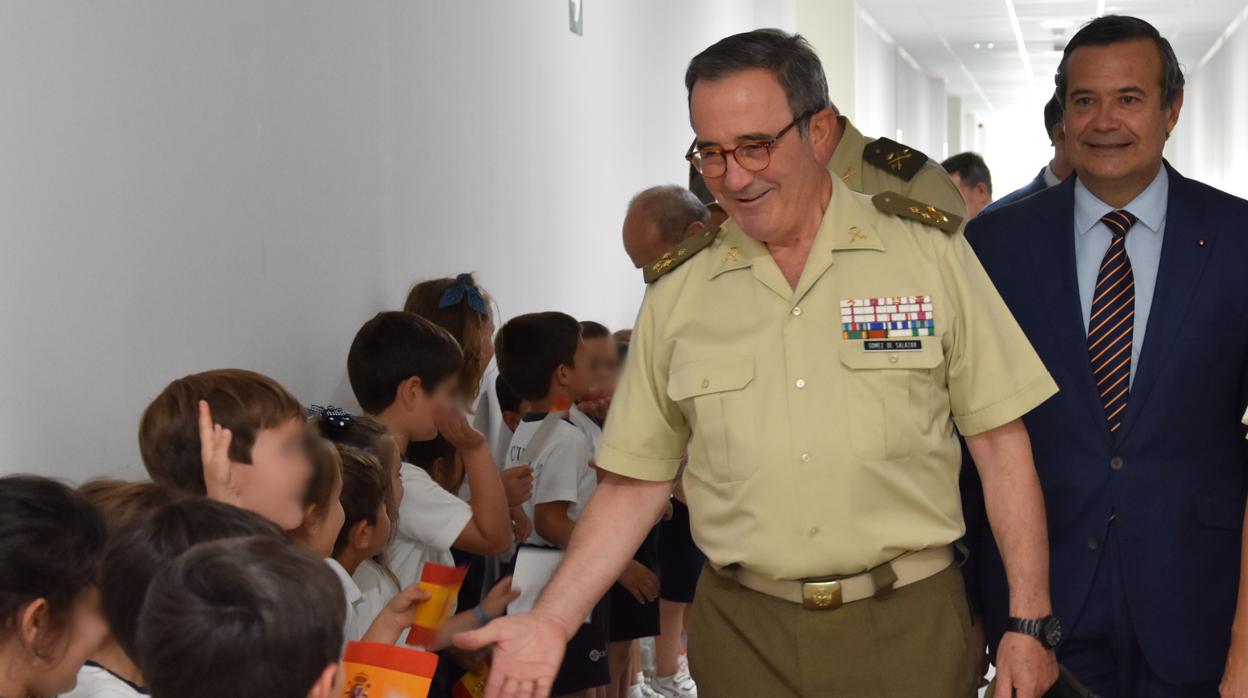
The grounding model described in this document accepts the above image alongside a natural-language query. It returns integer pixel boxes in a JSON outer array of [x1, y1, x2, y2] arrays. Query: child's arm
[[510, 505, 532, 545], [437, 410, 512, 555], [360, 584, 432, 645], [534, 501, 577, 550], [433, 576, 521, 649], [197, 401, 242, 507]]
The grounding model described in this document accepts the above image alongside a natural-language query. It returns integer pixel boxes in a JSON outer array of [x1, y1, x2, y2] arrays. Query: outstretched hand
[[454, 612, 568, 698]]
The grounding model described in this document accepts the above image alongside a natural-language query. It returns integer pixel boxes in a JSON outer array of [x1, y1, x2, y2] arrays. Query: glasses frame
[[685, 109, 818, 178]]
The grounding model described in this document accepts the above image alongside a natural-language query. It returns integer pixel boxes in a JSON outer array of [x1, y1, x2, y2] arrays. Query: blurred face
[[409, 377, 458, 441], [583, 336, 620, 394], [1062, 38, 1181, 204], [26, 590, 107, 696], [558, 339, 594, 403], [949, 173, 991, 219], [302, 475, 345, 559], [689, 68, 833, 244], [240, 417, 311, 530], [366, 501, 392, 558]]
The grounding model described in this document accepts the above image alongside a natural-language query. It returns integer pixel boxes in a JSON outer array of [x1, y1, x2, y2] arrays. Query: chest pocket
[[837, 339, 945, 461], [667, 358, 754, 483]]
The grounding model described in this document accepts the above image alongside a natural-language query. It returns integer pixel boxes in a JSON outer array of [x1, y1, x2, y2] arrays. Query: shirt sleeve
[[596, 292, 690, 481], [534, 433, 590, 506], [941, 234, 1059, 435], [396, 463, 473, 550]]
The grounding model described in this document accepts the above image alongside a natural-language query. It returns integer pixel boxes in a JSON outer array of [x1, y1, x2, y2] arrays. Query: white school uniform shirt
[[387, 462, 472, 590], [567, 404, 604, 459], [325, 557, 366, 642], [62, 663, 146, 697], [505, 413, 596, 548], [352, 558, 401, 642]]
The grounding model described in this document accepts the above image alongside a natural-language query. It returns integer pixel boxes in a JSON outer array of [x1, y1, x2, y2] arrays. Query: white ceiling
[[857, 0, 1247, 113]]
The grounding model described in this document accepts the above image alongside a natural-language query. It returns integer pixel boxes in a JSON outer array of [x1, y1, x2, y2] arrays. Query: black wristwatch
[[1006, 615, 1062, 650]]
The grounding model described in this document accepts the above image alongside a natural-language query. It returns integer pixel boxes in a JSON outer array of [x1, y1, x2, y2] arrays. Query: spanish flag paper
[[452, 668, 489, 698], [405, 563, 468, 648], [342, 641, 438, 698]]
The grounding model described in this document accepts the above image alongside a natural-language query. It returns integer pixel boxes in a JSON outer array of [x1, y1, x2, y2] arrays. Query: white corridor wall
[[0, 1, 795, 482]]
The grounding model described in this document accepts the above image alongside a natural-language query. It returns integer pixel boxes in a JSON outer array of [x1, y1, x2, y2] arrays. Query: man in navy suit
[[964, 15, 1248, 697], [982, 96, 1073, 215]]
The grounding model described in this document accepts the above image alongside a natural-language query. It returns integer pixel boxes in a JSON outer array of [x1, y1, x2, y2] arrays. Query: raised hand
[[198, 400, 241, 506]]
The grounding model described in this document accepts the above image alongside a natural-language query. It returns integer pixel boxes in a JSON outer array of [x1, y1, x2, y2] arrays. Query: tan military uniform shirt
[[600, 182, 1057, 581], [828, 117, 966, 222]]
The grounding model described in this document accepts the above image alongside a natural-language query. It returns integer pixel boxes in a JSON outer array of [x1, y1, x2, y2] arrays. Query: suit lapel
[[1115, 164, 1213, 444], [1026, 178, 1114, 446]]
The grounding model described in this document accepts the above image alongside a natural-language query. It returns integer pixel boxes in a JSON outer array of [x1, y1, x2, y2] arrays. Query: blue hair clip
[[438, 273, 489, 318], [307, 405, 353, 435]]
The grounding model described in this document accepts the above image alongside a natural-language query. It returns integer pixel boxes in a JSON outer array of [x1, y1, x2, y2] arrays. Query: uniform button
[[800, 453, 812, 463], [809, 527, 819, 536], [792, 307, 803, 317], [701, 378, 710, 389], [1110, 456, 1124, 470], [795, 378, 807, 389], [1087, 537, 1100, 551], [888, 355, 899, 364]]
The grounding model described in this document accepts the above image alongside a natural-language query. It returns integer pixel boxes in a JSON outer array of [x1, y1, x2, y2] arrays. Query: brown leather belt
[[718, 546, 954, 611]]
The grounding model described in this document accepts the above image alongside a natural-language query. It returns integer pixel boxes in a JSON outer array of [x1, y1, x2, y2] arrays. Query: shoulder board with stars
[[872, 192, 963, 235], [863, 137, 929, 182], [643, 225, 722, 284]]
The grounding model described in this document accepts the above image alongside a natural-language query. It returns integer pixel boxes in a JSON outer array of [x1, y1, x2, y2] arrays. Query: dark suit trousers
[[1062, 522, 1221, 697]]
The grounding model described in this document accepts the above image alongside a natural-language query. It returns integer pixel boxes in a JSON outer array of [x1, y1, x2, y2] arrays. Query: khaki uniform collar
[[828, 117, 868, 191], [709, 180, 886, 300]]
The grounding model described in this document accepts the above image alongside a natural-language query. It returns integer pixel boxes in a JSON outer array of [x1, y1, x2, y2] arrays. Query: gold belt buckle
[[801, 580, 843, 611]]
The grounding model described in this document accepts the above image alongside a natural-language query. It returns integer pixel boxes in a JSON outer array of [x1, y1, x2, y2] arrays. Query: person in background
[[65, 480, 174, 697], [622, 186, 714, 270], [964, 15, 1248, 697], [983, 96, 1074, 215], [942, 151, 994, 218]]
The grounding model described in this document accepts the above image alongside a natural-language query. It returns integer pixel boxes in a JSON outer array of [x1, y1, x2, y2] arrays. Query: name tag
[[864, 340, 923, 352]]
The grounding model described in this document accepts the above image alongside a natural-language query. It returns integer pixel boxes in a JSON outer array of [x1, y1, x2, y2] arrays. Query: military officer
[[459, 28, 1060, 698]]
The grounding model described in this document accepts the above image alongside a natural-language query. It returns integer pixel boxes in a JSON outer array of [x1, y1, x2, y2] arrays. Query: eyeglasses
[[685, 110, 816, 178]]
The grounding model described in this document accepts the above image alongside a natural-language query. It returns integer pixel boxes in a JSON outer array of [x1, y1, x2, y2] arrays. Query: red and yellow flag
[[342, 642, 438, 698], [405, 563, 468, 648]]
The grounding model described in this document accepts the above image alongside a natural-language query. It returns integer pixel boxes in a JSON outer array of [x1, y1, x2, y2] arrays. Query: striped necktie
[[1088, 209, 1138, 433]]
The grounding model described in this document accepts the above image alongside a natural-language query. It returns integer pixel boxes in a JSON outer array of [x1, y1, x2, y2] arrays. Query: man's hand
[[994, 632, 1058, 698], [454, 612, 568, 698], [502, 465, 534, 506], [617, 559, 659, 604], [511, 506, 533, 545], [481, 576, 522, 620], [198, 401, 241, 507], [436, 408, 487, 451], [1220, 635, 1248, 697]]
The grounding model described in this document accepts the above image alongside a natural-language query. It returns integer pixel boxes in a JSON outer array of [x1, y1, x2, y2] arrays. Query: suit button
[[1088, 537, 1100, 551], [1110, 456, 1124, 470]]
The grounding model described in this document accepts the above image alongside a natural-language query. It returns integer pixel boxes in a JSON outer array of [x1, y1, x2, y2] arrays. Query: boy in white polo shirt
[[346, 312, 513, 591]]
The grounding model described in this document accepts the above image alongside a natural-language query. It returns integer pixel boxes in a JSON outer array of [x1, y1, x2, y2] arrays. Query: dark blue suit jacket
[[963, 163, 1248, 684], [981, 167, 1049, 215]]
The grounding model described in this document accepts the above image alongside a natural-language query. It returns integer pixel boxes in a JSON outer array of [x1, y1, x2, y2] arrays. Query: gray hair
[[1055, 15, 1185, 108], [629, 186, 711, 245], [685, 29, 835, 136]]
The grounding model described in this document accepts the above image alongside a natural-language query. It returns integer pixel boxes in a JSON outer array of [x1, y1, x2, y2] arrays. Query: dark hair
[[77, 479, 176, 536], [686, 29, 833, 136], [1056, 15, 1184, 108], [331, 446, 388, 558], [941, 152, 993, 196], [137, 536, 345, 698], [495, 373, 524, 415], [404, 274, 495, 404], [139, 369, 304, 495], [617, 341, 630, 363], [628, 186, 711, 246], [0, 475, 106, 654], [1043, 96, 1063, 141], [99, 497, 281, 661], [688, 165, 715, 205], [347, 311, 464, 414], [580, 321, 611, 340], [301, 429, 342, 521], [495, 312, 583, 401]]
